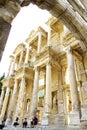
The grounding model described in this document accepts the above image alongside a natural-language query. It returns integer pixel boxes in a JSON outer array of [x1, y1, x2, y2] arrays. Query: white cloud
[[0, 4, 51, 76]]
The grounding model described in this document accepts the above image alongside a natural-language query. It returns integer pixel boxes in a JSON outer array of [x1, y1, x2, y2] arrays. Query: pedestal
[[80, 107, 87, 128], [55, 114, 65, 127], [41, 116, 48, 126], [5, 118, 12, 126], [81, 107, 87, 120], [69, 110, 80, 125], [41, 114, 65, 126]]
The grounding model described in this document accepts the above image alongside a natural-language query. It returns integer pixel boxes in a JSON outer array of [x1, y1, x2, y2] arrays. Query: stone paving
[[1, 125, 87, 130]]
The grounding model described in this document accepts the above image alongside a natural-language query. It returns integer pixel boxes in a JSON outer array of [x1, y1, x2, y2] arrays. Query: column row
[[0, 46, 80, 125]]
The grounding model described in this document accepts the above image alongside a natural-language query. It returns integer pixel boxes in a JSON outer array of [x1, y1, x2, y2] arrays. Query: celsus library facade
[[0, 17, 87, 127]]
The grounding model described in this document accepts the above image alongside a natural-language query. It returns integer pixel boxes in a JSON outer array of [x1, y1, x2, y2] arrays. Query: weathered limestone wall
[[0, 0, 20, 60], [0, 18, 11, 61]]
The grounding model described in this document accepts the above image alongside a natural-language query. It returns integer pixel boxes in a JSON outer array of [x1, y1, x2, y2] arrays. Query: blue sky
[[0, 3, 51, 76]]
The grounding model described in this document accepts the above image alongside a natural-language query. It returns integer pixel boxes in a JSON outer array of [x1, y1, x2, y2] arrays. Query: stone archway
[[0, 0, 87, 60]]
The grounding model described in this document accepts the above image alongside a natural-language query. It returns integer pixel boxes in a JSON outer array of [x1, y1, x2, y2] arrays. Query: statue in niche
[[52, 94, 57, 111], [26, 99, 30, 113]]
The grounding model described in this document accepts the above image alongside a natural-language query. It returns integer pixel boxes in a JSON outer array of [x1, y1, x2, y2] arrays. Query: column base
[[5, 118, 12, 126], [69, 110, 80, 125]]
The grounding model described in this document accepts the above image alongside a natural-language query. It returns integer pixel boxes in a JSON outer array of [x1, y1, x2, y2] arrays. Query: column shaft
[[9, 61, 15, 76], [47, 26, 51, 46], [8, 79, 18, 119], [25, 45, 30, 64], [18, 50, 24, 68], [0, 87, 10, 120], [7, 60, 12, 77], [45, 63, 51, 113], [37, 33, 42, 53], [30, 67, 39, 117], [15, 77, 26, 117], [66, 47, 80, 111], [0, 88, 5, 113]]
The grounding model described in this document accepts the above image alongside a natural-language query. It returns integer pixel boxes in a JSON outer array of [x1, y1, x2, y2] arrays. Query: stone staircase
[[2, 125, 87, 130]]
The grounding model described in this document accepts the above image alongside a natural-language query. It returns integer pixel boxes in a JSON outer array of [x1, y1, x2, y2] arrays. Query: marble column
[[0, 87, 5, 113], [18, 50, 24, 68], [80, 81, 87, 123], [6, 79, 18, 125], [0, 87, 10, 122], [25, 45, 30, 64], [66, 46, 80, 124], [15, 76, 26, 117], [37, 33, 42, 53], [45, 62, 52, 114], [7, 59, 13, 77], [10, 57, 16, 76], [30, 67, 39, 117], [47, 25, 51, 46], [41, 62, 52, 125]]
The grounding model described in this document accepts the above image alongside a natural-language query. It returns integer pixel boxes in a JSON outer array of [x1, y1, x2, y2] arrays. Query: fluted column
[[25, 45, 30, 64], [0, 87, 5, 113], [7, 55, 15, 76], [7, 79, 18, 121], [0, 87, 10, 122], [45, 62, 52, 114], [66, 46, 80, 124], [37, 33, 42, 53], [66, 47, 80, 111], [30, 67, 39, 117], [47, 25, 51, 46], [18, 50, 24, 68], [7, 60, 13, 77], [15, 76, 26, 117], [10, 57, 16, 75]]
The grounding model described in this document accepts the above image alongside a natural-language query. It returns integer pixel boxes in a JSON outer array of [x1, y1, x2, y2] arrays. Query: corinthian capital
[[34, 66, 39, 72], [64, 46, 73, 54]]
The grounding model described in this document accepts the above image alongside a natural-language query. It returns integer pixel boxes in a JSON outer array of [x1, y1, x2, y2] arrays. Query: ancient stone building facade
[[0, 17, 87, 127]]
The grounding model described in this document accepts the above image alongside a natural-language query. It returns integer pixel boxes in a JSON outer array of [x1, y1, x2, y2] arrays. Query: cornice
[[14, 66, 34, 80], [34, 46, 61, 69]]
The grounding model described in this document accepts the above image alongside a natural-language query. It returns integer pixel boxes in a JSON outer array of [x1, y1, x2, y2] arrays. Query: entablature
[[63, 32, 80, 47], [14, 66, 34, 80], [26, 26, 47, 46], [46, 16, 64, 33], [13, 43, 25, 55], [58, 84, 70, 92], [34, 46, 61, 69], [2, 77, 14, 88]]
